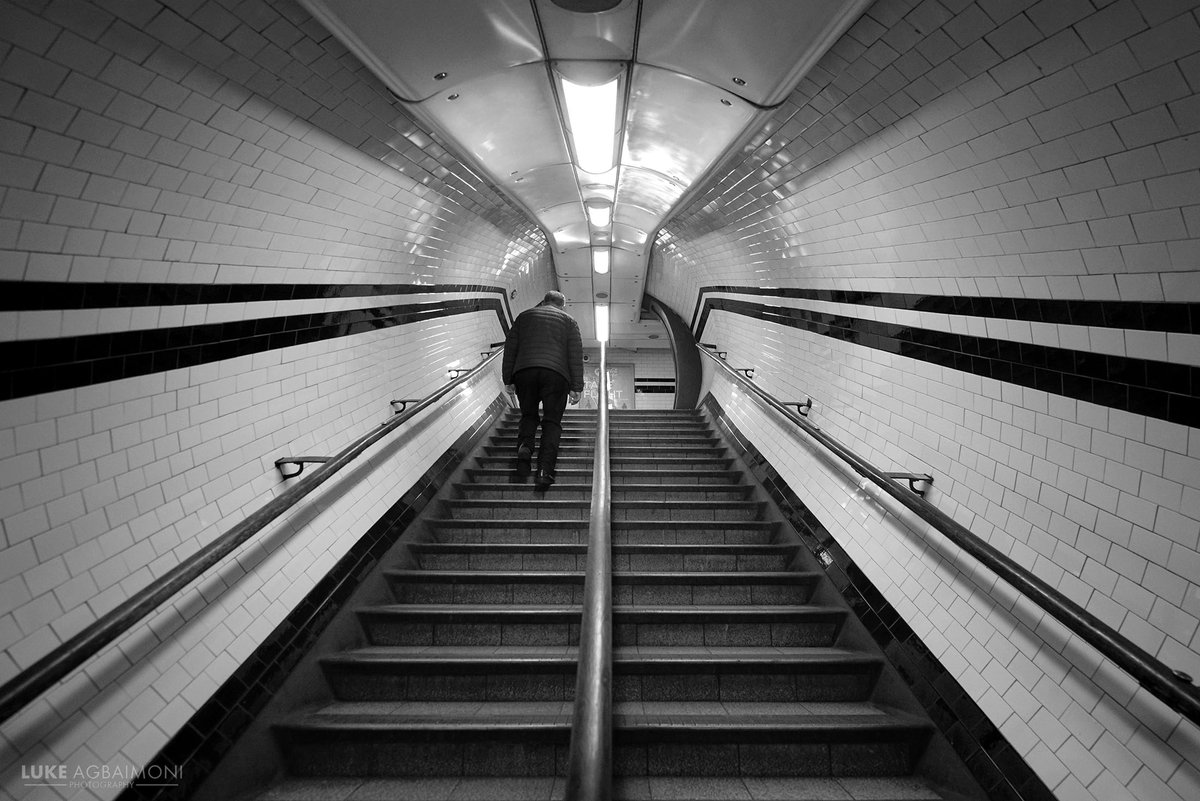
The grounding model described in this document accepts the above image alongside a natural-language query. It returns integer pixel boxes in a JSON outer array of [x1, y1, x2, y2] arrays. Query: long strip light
[[595, 303, 609, 342], [592, 248, 610, 275], [560, 75, 620, 174]]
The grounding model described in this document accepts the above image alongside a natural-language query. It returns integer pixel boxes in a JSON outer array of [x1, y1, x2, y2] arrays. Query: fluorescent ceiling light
[[586, 203, 612, 228], [592, 248, 610, 274], [560, 76, 619, 174], [595, 303, 609, 342]]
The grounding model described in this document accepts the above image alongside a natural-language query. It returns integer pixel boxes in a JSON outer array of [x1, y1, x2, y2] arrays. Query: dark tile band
[[0, 281, 513, 312], [115, 394, 507, 801], [691, 285, 1200, 336], [0, 297, 507, 402], [699, 296, 1197, 428], [701, 393, 1055, 801]]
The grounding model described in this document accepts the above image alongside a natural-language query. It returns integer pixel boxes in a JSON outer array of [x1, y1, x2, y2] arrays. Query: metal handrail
[[0, 351, 505, 724], [564, 341, 613, 801], [698, 345, 1200, 726]]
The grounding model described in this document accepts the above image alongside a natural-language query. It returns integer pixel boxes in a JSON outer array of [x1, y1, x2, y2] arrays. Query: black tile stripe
[[0, 298, 507, 402], [635, 378, 676, 394], [690, 285, 1200, 336], [0, 281, 513, 315], [115, 395, 507, 801], [701, 394, 1056, 801], [699, 296, 1198, 428]]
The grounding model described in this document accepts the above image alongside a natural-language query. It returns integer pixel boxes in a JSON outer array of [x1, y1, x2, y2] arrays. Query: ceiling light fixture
[[595, 303, 609, 343], [557, 64, 622, 174], [592, 248, 610, 275]]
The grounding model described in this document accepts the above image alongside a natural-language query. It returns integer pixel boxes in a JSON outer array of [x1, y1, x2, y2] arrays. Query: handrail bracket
[[275, 456, 332, 478], [885, 472, 933, 497]]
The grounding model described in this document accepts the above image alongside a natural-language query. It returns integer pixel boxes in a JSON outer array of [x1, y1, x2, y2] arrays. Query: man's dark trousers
[[513, 367, 569, 476]]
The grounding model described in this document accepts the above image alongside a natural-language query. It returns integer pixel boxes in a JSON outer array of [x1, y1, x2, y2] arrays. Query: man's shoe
[[516, 444, 533, 474], [535, 469, 555, 490]]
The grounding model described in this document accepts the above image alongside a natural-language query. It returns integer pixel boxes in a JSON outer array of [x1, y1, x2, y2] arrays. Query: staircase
[[253, 407, 983, 800], [604, 410, 968, 799]]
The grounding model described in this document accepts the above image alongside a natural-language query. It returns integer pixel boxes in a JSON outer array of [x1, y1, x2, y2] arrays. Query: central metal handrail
[[0, 350, 504, 724], [698, 345, 1200, 727], [564, 341, 613, 801]]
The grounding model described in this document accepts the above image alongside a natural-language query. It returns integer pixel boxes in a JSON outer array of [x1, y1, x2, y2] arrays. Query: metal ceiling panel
[[554, 249, 594, 277], [623, 66, 758, 188], [410, 63, 571, 179], [509, 165, 586, 213], [608, 277, 643, 303], [610, 223, 650, 254], [300, 0, 543, 101], [637, 0, 873, 106]]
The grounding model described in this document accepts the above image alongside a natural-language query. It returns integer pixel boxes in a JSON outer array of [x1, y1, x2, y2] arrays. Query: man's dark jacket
[[502, 304, 585, 392]]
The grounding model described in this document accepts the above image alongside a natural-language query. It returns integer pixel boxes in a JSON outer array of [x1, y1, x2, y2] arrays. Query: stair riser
[[387, 582, 813, 606], [325, 670, 576, 702], [612, 739, 921, 777], [280, 735, 568, 778], [426, 526, 777, 545], [612, 529, 777, 545], [428, 526, 590, 544], [612, 505, 764, 522], [442, 504, 589, 521], [483, 446, 724, 458], [613, 671, 876, 703], [415, 553, 793, 571], [614, 621, 840, 647], [322, 669, 875, 704], [475, 457, 733, 470], [456, 487, 752, 501], [418, 553, 587, 571], [440, 503, 764, 522], [361, 618, 580, 647]]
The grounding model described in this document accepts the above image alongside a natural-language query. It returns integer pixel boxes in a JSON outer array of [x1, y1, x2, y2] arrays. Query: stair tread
[[386, 569, 817, 581], [326, 645, 879, 665], [361, 603, 842, 615], [253, 775, 949, 800], [280, 702, 925, 730], [410, 542, 795, 552], [252, 775, 951, 801]]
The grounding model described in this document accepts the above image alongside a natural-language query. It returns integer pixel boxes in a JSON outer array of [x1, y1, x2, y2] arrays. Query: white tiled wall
[[0, 0, 550, 798], [652, 1, 1200, 800]]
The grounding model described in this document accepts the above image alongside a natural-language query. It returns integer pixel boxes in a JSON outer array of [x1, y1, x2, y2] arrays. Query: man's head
[[542, 290, 566, 308]]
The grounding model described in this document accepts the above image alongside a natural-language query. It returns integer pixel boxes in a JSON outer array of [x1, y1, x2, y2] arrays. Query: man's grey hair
[[542, 290, 566, 308]]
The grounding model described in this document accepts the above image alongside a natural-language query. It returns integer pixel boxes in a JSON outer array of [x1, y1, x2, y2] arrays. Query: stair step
[[275, 702, 570, 778], [475, 455, 736, 470], [610, 648, 882, 702], [425, 518, 779, 545], [410, 542, 797, 571], [251, 775, 951, 800], [482, 444, 725, 458], [320, 647, 883, 704], [439, 498, 765, 522], [453, 482, 754, 501], [613, 605, 846, 647], [359, 604, 582, 647], [612, 704, 932, 777], [491, 434, 719, 446], [321, 647, 578, 702], [465, 467, 743, 484], [385, 570, 820, 605]]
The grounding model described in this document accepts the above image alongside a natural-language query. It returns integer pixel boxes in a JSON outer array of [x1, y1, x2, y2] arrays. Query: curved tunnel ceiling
[[298, 0, 872, 344]]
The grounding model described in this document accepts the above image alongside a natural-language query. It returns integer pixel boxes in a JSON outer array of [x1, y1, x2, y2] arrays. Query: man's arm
[[502, 318, 519, 389]]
